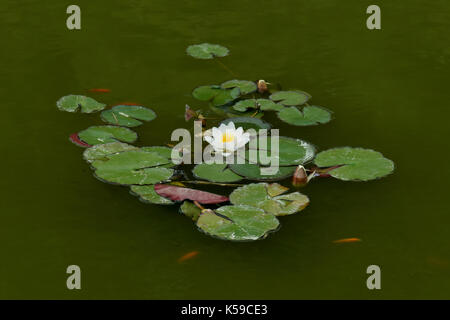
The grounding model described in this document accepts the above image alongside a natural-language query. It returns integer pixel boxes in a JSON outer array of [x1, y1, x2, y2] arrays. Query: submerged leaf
[[101, 105, 156, 127], [193, 163, 242, 183], [78, 126, 137, 145], [220, 117, 271, 131], [196, 205, 280, 241], [269, 91, 310, 106], [154, 184, 229, 204], [186, 43, 229, 59], [131, 185, 174, 204], [57, 95, 106, 113], [228, 163, 296, 181], [278, 106, 331, 126], [314, 147, 395, 181]]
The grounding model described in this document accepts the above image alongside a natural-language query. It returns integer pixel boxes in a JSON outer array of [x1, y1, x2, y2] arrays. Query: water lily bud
[[292, 165, 308, 187], [257, 80, 269, 93]]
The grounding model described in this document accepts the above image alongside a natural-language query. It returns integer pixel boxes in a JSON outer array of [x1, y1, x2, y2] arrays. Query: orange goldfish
[[177, 251, 199, 263]]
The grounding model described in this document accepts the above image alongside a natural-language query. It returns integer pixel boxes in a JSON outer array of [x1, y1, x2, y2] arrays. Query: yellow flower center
[[222, 132, 235, 143]]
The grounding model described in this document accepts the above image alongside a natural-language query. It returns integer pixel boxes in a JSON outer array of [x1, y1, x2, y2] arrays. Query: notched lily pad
[[186, 43, 229, 59], [192, 85, 240, 106], [314, 147, 395, 181], [101, 105, 156, 127], [131, 185, 174, 205], [221, 80, 257, 95], [278, 106, 332, 126], [269, 91, 311, 106], [83, 142, 138, 163], [78, 126, 137, 145], [196, 205, 280, 241], [232, 99, 284, 112], [57, 95, 106, 113], [91, 150, 173, 185], [193, 163, 243, 183], [230, 183, 309, 216]]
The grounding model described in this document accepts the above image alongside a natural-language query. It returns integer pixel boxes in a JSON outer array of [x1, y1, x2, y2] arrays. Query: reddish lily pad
[[154, 184, 229, 204]]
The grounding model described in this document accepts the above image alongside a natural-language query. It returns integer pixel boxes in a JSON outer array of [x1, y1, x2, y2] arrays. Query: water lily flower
[[204, 122, 250, 156]]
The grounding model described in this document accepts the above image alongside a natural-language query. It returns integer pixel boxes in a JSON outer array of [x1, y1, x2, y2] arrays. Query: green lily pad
[[229, 183, 268, 207], [269, 91, 311, 106], [230, 183, 309, 216], [314, 147, 395, 181], [57, 95, 106, 113], [101, 105, 156, 127], [220, 117, 271, 131], [257, 99, 285, 111], [232, 99, 258, 112], [221, 80, 257, 95], [78, 126, 137, 145], [278, 106, 332, 126], [244, 136, 315, 166], [232, 99, 284, 112], [83, 142, 138, 163], [91, 150, 173, 185], [193, 163, 243, 183], [180, 201, 202, 221], [130, 185, 174, 204], [186, 43, 229, 59], [196, 205, 280, 241], [192, 85, 240, 106], [140, 146, 181, 166], [228, 163, 296, 181]]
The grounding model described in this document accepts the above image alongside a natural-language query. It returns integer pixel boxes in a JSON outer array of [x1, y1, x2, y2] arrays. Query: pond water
[[1, 0, 449, 299]]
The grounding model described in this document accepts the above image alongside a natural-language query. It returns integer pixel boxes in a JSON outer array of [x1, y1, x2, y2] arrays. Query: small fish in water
[[88, 88, 111, 93], [178, 251, 199, 263], [333, 238, 362, 244]]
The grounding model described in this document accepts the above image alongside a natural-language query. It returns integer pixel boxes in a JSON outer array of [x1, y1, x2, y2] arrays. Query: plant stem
[[215, 59, 237, 77]]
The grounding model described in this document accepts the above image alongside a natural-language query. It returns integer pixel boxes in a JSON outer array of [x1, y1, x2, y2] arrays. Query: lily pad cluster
[[56, 44, 395, 242]]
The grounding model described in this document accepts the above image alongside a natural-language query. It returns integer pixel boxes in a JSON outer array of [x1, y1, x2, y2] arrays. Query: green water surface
[[1, 0, 449, 299]]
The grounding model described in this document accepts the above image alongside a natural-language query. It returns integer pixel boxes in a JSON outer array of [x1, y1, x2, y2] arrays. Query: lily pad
[[278, 106, 332, 126], [269, 91, 311, 106], [232, 99, 284, 112], [130, 185, 174, 205], [228, 163, 296, 181], [313, 147, 395, 181], [193, 163, 243, 183], [221, 80, 257, 95], [180, 201, 201, 221], [196, 205, 280, 241], [83, 142, 138, 163], [192, 85, 240, 106], [101, 105, 156, 127], [154, 184, 229, 204], [243, 136, 316, 166], [91, 150, 173, 185], [78, 126, 137, 145], [220, 117, 271, 131], [230, 183, 309, 216], [57, 95, 106, 113], [229, 183, 268, 207], [186, 43, 229, 59]]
